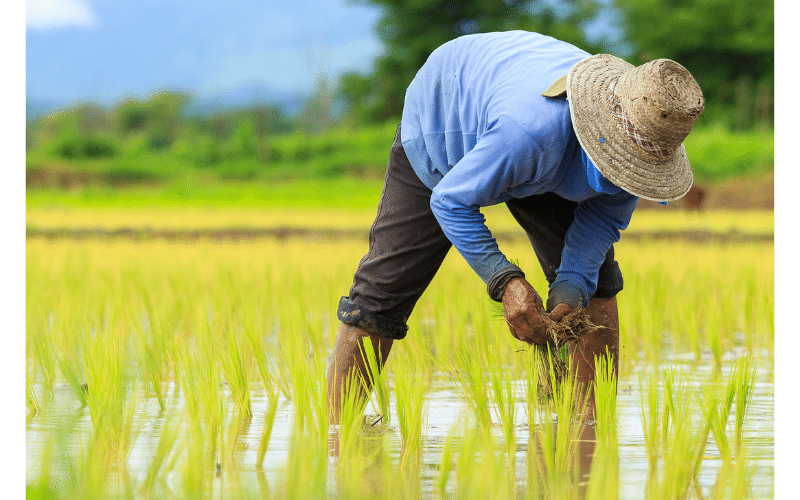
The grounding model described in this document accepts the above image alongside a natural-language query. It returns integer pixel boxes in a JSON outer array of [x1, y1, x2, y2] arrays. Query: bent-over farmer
[[327, 30, 704, 421]]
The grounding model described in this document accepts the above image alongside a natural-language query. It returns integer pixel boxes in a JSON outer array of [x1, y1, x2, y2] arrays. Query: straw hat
[[565, 55, 705, 201]]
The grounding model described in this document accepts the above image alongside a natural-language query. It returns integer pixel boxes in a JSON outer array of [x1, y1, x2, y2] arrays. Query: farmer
[[327, 30, 704, 421]]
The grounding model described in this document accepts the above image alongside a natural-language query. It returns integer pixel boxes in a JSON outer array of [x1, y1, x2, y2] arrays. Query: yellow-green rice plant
[[486, 350, 519, 472], [639, 370, 662, 474], [243, 315, 280, 397], [523, 347, 542, 498], [441, 341, 493, 428], [529, 351, 586, 498], [218, 327, 253, 419], [674, 299, 702, 365], [393, 349, 431, 469], [761, 291, 774, 352], [173, 336, 225, 473], [645, 367, 718, 500], [282, 331, 328, 438], [81, 326, 140, 469], [732, 355, 758, 454], [706, 306, 725, 374], [701, 363, 757, 500], [705, 380, 737, 464], [360, 334, 392, 423], [31, 332, 57, 402], [593, 350, 618, 442], [255, 386, 281, 469], [27, 383, 40, 422], [523, 344, 540, 429], [134, 340, 167, 412], [56, 354, 88, 407], [265, 340, 294, 402]]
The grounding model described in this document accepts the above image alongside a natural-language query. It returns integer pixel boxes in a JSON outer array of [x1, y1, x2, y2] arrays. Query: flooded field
[[27, 360, 773, 499], [26, 234, 773, 499]]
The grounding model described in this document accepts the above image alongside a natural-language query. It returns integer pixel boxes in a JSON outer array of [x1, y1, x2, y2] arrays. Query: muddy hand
[[549, 303, 573, 322], [502, 277, 553, 345]]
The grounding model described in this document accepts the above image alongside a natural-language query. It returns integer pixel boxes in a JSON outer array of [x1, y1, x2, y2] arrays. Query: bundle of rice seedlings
[[535, 308, 600, 397]]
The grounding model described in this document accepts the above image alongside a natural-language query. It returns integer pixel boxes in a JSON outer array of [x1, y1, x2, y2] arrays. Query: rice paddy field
[[25, 205, 774, 499]]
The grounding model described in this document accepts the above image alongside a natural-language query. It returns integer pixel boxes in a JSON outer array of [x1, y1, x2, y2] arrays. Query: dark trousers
[[337, 125, 623, 340]]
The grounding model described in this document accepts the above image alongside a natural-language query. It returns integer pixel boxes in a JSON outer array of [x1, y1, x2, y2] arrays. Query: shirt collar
[[581, 146, 624, 195]]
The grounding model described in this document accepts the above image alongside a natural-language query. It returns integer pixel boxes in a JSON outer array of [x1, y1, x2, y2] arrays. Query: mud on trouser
[[339, 123, 624, 341]]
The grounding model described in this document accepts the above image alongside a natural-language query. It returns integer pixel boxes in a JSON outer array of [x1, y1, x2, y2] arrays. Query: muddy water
[[27, 356, 773, 498]]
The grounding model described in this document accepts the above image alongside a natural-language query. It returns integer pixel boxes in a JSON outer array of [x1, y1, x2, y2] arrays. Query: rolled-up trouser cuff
[[337, 297, 409, 340], [546, 282, 587, 311], [487, 264, 526, 302], [594, 260, 623, 299]]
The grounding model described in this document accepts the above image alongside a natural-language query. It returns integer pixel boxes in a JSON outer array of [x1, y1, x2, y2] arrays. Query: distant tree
[[340, 0, 611, 123], [298, 75, 336, 135], [251, 104, 292, 137], [615, 0, 773, 129], [113, 91, 191, 150]]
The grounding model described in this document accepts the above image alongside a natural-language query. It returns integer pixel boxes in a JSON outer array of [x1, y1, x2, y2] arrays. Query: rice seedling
[[255, 386, 281, 469], [25, 228, 773, 500], [732, 355, 758, 454], [218, 327, 254, 419], [26, 383, 41, 423], [31, 333, 57, 402], [486, 355, 518, 466], [56, 355, 88, 407], [593, 350, 617, 441], [527, 350, 587, 498], [639, 369, 663, 474], [360, 334, 392, 423], [393, 350, 431, 469], [441, 341, 493, 428]]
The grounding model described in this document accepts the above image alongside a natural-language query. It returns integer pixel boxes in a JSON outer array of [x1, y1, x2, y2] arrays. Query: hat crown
[[614, 59, 704, 155]]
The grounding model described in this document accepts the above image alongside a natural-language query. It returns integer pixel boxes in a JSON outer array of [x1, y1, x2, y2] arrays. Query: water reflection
[[27, 359, 773, 499]]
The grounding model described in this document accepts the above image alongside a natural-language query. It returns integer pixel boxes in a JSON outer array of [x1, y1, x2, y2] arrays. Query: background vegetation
[[26, 0, 773, 196]]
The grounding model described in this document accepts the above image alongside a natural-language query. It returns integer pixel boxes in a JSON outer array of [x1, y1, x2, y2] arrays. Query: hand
[[502, 277, 553, 345], [549, 303, 573, 322]]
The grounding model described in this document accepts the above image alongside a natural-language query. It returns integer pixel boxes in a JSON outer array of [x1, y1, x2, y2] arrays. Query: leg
[[327, 124, 452, 423], [327, 323, 394, 423], [568, 296, 619, 417], [506, 194, 622, 416]]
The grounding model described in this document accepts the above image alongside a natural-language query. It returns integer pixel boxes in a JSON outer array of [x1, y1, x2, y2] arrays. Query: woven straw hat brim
[[566, 54, 693, 202]]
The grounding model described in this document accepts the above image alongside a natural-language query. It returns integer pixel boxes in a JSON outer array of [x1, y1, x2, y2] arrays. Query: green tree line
[[342, 0, 773, 130]]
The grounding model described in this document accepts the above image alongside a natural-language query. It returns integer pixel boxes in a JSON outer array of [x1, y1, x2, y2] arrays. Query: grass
[[25, 214, 773, 499]]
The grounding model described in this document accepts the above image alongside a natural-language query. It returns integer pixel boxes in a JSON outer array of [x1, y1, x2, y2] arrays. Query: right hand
[[501, 277, 553, 345]]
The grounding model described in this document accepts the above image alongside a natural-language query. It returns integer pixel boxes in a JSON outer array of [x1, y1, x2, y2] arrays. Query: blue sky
[[26, 0, 384, 105]]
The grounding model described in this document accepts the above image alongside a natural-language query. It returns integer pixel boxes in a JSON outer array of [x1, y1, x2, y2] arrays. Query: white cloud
[[27, 0, 96, 30]]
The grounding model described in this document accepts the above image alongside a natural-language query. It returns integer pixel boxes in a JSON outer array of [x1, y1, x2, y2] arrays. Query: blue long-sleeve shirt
[[400, 31, 639, 308]]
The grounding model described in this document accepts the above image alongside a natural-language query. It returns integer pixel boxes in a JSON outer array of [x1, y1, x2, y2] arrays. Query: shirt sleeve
[[549, 192, 639, 309], [429, 115, 564, 298]]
